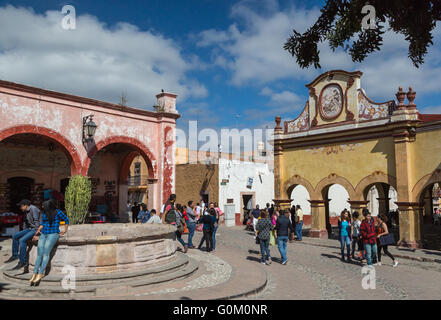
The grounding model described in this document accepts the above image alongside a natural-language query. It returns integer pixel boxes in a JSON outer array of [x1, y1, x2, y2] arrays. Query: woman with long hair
[[376, 214, 398, 267], [338, 209, 352, 262], [30, 199, 69, 286]]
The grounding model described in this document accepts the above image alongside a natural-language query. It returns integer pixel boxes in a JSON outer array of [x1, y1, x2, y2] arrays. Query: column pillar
[[377, 198, 390, 216], [391, 86, 420, 248], [348, 200, 369, 213], [148, 178, 159, 212], [423, 192, 432, 224], [118, 183, 129, 222], [309, 200, 327, 238], [273, 116, 285, 200], [395, 202, 423, 248], [273, 199, 292, 212]]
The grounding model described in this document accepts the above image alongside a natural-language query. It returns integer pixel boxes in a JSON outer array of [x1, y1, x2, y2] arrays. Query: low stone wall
[[28, 223, 177, 275]]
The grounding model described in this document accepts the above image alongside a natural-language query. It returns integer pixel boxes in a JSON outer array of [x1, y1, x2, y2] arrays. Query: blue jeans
[[33, 233, 59, 274], [12, 228, 35, 264], [259, 238, 271, 262], [187, 222, 196, 247], [176, 231, 186, 247], [212, 226, 218, 250], [340, 235, 351, 259], [295, 221, 303, 240], [364, 243, 378, 266], [277, 236, 289, 262]]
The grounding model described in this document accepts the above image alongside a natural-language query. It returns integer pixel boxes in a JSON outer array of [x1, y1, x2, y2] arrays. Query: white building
[[218, 158, 274, 217]]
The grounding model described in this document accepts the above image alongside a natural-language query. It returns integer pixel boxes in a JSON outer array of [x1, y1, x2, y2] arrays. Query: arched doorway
[[419, 183, 441, 250], [0, 132, 75, 213], [322, 184, 351, 238], [288, 184, 311, 225], [7, 177, 34, 214], [85, 138, 156, 222]]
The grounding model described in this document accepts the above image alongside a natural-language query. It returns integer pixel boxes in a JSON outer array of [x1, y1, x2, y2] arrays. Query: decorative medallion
[[319, 84, 343, 120]]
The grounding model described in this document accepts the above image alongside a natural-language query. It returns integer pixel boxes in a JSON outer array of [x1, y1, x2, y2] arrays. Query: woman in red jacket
[[360, 208, 377, 267]]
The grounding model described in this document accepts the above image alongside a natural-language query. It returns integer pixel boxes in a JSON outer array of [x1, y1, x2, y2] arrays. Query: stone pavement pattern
[[1, 226, 441, 300]]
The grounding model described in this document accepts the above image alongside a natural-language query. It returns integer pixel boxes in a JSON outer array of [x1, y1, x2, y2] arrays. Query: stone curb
[[296, 239, 441, 264]]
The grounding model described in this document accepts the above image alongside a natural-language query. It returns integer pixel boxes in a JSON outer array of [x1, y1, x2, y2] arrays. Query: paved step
[[3, 253, 187, 287], [0, 253, 199, 299]]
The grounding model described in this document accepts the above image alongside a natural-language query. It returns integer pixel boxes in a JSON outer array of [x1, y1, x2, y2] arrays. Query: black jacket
[[275, 215, 293, 237]]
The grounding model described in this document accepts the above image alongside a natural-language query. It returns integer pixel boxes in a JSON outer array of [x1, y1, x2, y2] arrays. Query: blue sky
[[0, 0, 440, 141]]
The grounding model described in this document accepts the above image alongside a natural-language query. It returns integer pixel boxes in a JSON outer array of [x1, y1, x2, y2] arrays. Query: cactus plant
[[65, 175, 92, 224]]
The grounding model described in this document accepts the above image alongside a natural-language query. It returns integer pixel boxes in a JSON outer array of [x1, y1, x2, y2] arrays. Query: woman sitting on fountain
[[30, 199, 69, 286]]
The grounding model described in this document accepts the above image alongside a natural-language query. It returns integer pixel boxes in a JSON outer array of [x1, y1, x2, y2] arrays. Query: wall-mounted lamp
[[82, 115, 97, 143]]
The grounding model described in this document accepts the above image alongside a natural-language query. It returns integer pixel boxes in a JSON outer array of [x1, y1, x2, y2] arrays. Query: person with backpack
[[360, 208, 377, 267], [162, 194, 177, 224], [338, 209, 352, 262], [275, 209, 293, 265], [174, 204, 188, 253], [376, 214, 398, 267]]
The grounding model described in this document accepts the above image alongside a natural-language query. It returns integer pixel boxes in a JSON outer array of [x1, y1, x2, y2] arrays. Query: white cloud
[[197, 1, 441, 107], [195, 2, 322, 86], [0, 5, 207, 109]]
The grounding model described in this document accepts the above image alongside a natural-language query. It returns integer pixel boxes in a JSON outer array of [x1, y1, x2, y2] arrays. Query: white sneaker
[[393, 260, 399, 267], [373, 263, 378, 266], [377, 262, 382, 266], [267, 258, 272, 265]]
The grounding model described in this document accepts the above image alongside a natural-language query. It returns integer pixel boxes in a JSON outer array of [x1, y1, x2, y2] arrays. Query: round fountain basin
[[28, 223, 178, 275]]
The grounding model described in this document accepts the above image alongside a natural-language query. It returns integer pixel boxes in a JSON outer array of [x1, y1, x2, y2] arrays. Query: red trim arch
[[84, 136, 157, 178], [0, 125, 82, 175]]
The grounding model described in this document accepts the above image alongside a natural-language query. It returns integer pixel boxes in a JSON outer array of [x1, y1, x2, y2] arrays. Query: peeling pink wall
[[0, 81, 178, 213]]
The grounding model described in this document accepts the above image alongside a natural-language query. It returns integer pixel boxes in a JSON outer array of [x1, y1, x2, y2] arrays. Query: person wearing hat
[[5, 199, 41, 270]]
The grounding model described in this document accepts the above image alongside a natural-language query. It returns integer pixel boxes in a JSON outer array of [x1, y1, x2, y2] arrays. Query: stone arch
[[355, 171, 397, 201], [0, 125, 82, 175], [84, 136, 157, 178], [315, 173, 356, 200], [284, 175, 316, 199], [412, 169, 441, 202]]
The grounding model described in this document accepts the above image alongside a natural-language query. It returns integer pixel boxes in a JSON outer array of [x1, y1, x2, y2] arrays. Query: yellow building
[[273, 70, 441, 249], [127, 154, 149, 205]]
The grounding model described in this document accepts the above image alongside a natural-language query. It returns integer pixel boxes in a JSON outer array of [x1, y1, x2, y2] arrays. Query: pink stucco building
[[0, 80, 179, 221]]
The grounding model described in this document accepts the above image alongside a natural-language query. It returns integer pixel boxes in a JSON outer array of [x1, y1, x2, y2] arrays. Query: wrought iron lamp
[[82, 115, 97, 142]]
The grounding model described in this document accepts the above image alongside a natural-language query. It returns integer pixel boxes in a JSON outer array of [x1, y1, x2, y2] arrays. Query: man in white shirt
[[147, 209, 162, 224]]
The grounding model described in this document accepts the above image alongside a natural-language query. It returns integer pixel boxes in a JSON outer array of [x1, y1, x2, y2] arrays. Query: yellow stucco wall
[[411, 130, 441, 197], [283, 137, 396, 193]]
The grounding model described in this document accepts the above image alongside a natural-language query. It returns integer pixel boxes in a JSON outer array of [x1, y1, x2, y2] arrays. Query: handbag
[[270, 230, 276, 246], [379, 233, 395, 246]]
